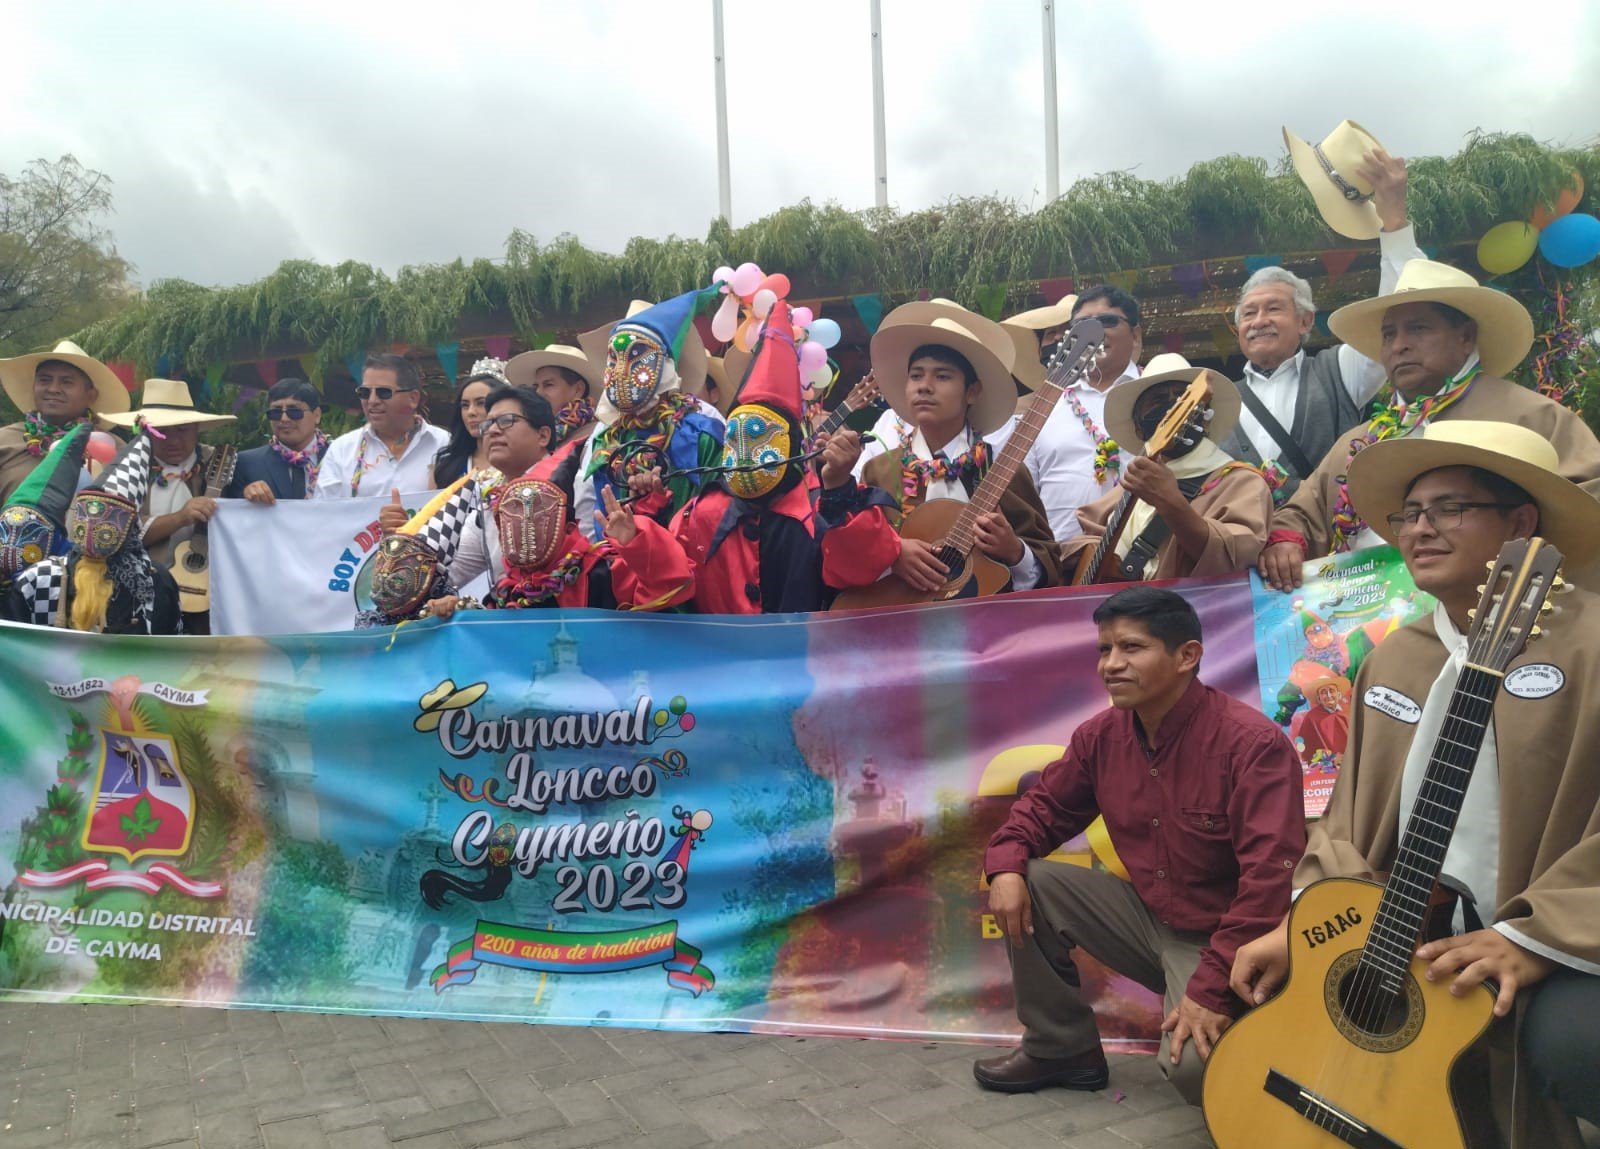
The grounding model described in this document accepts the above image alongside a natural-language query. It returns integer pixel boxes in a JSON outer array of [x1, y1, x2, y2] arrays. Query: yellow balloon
[[1477, 220, 1539, 275]]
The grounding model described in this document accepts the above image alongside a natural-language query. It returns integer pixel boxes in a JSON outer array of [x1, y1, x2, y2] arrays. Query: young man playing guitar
[[976, 587, 1305, 1104], [1063, 354, 1274, 584], [856, 300, 1059, 595], [1225, 421, 1600, 1146]]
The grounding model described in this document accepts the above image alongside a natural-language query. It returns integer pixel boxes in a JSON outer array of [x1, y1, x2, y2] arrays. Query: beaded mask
[[721, 402, 792, 500], [0, 506, 60, 575], [495, 478, 567, 570], [604, 327, 667, 414], [370, 533, 441, 618], [66, 492, 137, 560]]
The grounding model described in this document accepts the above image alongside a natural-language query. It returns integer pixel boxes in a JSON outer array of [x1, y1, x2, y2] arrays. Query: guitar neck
[[1077, 490, 1138, 585], [1359, 664, 1499, 990], [941, 383, 1071, 557], [815, 395, 867, 439]]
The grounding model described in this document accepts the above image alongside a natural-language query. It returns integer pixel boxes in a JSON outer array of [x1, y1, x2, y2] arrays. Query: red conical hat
[[729, 301, 802, 424]]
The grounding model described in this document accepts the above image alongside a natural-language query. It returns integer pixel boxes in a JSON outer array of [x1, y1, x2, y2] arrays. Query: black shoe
[[973, 1047, 1110, 1093]]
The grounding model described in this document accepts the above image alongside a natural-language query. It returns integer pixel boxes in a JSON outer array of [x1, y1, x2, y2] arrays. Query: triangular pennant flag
[[1211, 325, 1236, 360], [1313, 311, 1333, 338], [257, 359, 279, 388], [154, 352, 176, 377], [1243, 255, 1282, 275], [483, 335, 512, 360], [389, 343, 411, 356], [851, 293, 886, 334], [916, 289, 931, 302], [1106, 270, 1138, 293], [692, 315, 718, 352], [107, 361, 137, 392], [435, 341, 460, 384], [1319, 249, 1359, 283], [298, 351, 324, 386], [1161, 331, 1186, 354], [234, 387, 260, 413], [1037, 276, 1075, 302], [1422, 245, 1440, 260], [198, 363, 225, 404], [975, 284, 1006, 321], [1171, 263, 1207, 299]]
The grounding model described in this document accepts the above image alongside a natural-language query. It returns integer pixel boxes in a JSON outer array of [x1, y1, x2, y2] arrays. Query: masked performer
[[0, 424, 89, 599]]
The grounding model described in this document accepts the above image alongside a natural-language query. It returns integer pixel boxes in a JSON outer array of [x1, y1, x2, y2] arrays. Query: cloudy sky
[[4, 1, 1597, 289]]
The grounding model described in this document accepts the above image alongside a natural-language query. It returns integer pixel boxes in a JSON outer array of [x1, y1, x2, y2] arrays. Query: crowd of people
[[0, 122, 1596, 1142]]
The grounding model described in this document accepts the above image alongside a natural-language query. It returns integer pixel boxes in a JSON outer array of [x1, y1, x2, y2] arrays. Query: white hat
[[1103, 353, 1242, 450], [1284, 119, 1385, 240], [101, 379, 236, 429], [871, 302, 1018, 436], [0, 340, 130, 416], [1002, 294, 1079, 391], [504, 344, 603, 396]]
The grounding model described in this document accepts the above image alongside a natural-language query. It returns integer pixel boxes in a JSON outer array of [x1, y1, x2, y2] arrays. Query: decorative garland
[[899, 437, 991, 502], [1063, 389, 1121, 484], [489, 550, 589, 607], [269, 430, 330, 492], [150, 459, 201, 488], [21, 413, 89, 459]]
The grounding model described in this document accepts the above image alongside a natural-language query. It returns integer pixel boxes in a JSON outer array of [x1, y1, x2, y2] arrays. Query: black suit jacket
[[223, 444, 309, 500]]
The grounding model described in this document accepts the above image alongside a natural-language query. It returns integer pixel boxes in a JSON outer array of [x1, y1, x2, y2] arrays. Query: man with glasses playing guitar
[[1216, 422, 1600, 1148]]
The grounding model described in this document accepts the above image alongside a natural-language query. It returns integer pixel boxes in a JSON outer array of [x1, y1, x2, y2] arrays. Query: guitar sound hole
[[932, 546, 964, 574], [1334, 963, 1410, 1038], [182, 552, 206, 573]]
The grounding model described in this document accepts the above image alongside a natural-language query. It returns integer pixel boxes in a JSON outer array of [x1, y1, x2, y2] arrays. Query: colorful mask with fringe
[[66, 492, 137, 560], [0, 506, 59, 575], [721, 403, 792, 500], [494, 478, 568, 570], [605, 328, 667, 414]]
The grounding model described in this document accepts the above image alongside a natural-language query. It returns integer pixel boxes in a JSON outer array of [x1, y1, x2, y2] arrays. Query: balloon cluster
[[1477, 174, 1600, 274], [709, 262, 840, 391], [649, 693, 697, 737]]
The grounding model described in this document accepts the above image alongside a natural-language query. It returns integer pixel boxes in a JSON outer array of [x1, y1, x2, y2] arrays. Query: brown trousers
[[1009, 858, 1210, 1105]]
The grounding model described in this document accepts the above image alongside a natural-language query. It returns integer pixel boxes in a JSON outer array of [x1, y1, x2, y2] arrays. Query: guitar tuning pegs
[[1202, 409, 1215, 421], [1467, 608, 1477, 622], [1476, 584, 1487, 596], [1486, 560, 1498, 572], [1530, 625, 1543, 640]]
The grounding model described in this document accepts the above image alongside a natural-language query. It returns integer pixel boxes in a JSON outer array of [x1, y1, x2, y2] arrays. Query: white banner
[[209, 492, 438, 635], [47, 678, 209, 706]]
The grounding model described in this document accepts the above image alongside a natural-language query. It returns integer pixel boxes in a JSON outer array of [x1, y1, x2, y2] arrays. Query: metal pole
[[1042, 0, 1059, 202], [713, 0, 732, 224], [870, 0, 888, 207]]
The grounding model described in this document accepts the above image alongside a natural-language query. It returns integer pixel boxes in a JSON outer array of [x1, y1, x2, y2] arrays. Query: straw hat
[[101, 379, 236, 429], [1103, 353, 1241, 451], [702, 356, 739, 416], [504, 344, 603, 397], [0, 340, 130, 416], [577, 299, 708, 396], [1284, 120, 1385, 240], [871, 302, 1018, 436], [1348, 420, 1600, 564], [1002, 294, 1079, 391], [1327, 259, 1534, 378]]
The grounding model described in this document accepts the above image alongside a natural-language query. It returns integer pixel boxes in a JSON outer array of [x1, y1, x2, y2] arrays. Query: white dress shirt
[[1022, 362, 1141, 543], [142, 451, 199, 555], [852, 408, 915, 478], [313, 420, 450, 499], [908, 427, 1041, 591], [1235, 224, 1426, 465]]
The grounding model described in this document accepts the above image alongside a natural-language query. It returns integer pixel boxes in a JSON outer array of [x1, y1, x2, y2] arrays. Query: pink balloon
[[759, 273, 792, 300], [752, 288, 777, 318], [799, 340, 828, 371], [712, 264, 735, 287], [86, 431, 120, 465], [711, 294, 741, 342], [729, 262, 763, 297], [792, 307, 815, 327]]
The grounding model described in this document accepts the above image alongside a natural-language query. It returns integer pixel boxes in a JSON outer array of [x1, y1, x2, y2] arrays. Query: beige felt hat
[[701, 356, 739, 416], [1002, 294, 1079, 391], [101, 378, 236, 429], [1103, 353, 1241, 451], [1348, 420, 1600, 565], [504, 344, 603, 397], [578, 299, 708, 398], [0, 340, 131, 416], [1285, 120, 1385, 240], [1327, 259, 1534, 378], [870, 301, 1017, 436]]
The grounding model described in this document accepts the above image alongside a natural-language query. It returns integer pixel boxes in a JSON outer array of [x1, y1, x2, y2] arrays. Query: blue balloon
[[809, 317, 842, 349], [1538, 213, 1600, 269]]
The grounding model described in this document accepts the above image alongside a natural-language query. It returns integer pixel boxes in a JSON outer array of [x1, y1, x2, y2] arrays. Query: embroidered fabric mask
[[722, 403, 792, 500], [66, 492, 137, 560], [370, 533, 441, 618], [0, 506, 60, 575], [495, 479, 568, 570], [604, 328, 667, 414]]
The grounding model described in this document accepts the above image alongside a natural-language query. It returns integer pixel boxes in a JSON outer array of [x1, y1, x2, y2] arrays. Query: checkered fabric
[[14, 555, 66, 627], [92, 434, 154, 505], [411, 479, 483, 562]]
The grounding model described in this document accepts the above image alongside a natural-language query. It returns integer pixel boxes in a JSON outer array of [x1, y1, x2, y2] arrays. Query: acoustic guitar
[[170, 444, 237, 615], [810, 372, 886, 441], [1069, 376, 1213, 585], [829, 318, 1104, 611], [1202, 538, 1564, 1149]]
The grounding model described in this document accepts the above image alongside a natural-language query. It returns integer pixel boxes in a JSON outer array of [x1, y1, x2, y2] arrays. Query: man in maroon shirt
[[976, 587, 1305, 1104]]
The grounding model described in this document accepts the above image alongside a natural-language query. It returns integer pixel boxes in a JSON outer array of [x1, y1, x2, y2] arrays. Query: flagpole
[[1042, 0, 1059, 202], [713, 0, 733, 224], [870, 0, 888, 208]]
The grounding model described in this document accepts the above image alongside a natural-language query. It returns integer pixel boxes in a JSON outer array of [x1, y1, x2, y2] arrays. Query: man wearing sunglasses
[[314, 353, 448, 499], [224, 378, 328, 504]]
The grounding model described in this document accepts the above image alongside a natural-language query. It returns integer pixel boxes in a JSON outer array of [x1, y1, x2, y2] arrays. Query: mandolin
[[1070, 376, 1214, 585], [170, 444, 237, 615], [829, 318, 1104, 611], [1202, 538, 1563, 1149]]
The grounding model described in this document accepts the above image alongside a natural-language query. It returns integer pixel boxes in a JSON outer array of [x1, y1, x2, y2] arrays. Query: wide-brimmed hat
[[871, 302, 1017, 436], [1327, 259, 1534, 378], [577, 298, 709, 396], [1348, 420, 1600, 565], [1284, 120, 1385, 240], [504, 344, 603, 397], [703, 355, 739, 416], [1002, 294, 1079, 391], [1103, 353, 1241, 451], [101, 379, 236, 429], [0, 340, 131, 416]]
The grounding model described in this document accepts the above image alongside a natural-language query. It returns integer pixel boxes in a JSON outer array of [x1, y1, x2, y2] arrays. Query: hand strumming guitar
[[893, 538, 948, 592], [817, 430, 864, 490]]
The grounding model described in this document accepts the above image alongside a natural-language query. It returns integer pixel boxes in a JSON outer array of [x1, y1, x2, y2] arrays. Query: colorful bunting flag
[[198, 363, 225, 404], [344, 351, 367, 384], [435, 341, 460, 384], [1106, 270, 1138, 293], [298, 352, 324, 386], [851, 293, 886, 334], [1319, 249, 1359, 283], [257, 360, 278, 388], [1313, 312, 1333, 338], [1161, 331, 1186, 354], [107, 362, 137, 392], [484, 336, 512, 360], [1171, 263, 1207, 299], [1243, 255, 1282, 275], [154, 352, 176, 377], [233, 387, 260, 414], [1036, 277, 1075, 303], [975, 284, 1006, 321], [1211, 325, 1236, 360]]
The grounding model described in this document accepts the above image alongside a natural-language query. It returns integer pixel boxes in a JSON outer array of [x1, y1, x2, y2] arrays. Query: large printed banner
[[0, 556, 1426, 1044]]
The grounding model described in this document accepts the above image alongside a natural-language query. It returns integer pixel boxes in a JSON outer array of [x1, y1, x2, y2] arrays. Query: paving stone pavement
[[0, 1002, 1215, 1149]]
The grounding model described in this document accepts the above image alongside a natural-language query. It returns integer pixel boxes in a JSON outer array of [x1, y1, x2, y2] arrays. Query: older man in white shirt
[[1219, 146, 1423, 499], [315, 354, 449, 498]]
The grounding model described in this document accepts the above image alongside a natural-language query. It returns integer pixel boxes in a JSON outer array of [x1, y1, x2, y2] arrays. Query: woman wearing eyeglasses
[[224, 378, 329, 504]]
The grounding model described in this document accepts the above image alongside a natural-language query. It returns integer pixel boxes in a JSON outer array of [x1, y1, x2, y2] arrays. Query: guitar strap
[[1116, 475, 1207, 581], [1235, 379, 1315, 477]]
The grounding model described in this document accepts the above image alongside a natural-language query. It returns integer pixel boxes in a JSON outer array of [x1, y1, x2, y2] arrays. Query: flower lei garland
[[900, 437, 992, 502], [150, 459, 201, 488], [1062, 389, 1120, 484], [21, 413, 90, 459], [590, 390, 696, 482], [490, 550, 589, 607], [270, 431, 330, 491], [1326, 363, 1482, 553], [559, 398, 596, 430]]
